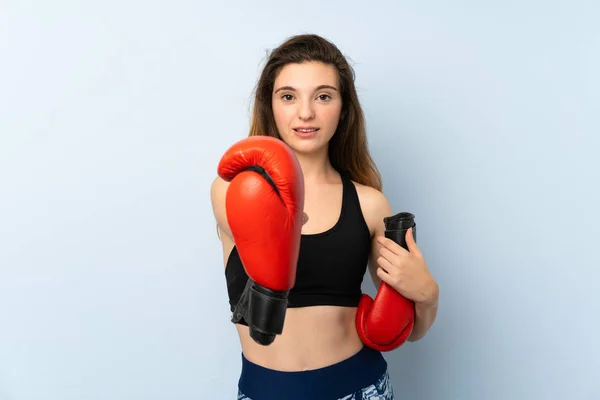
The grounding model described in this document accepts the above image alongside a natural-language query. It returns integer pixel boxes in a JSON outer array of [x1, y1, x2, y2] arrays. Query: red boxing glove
[[356, 212, 417, 352], [217, 136, 304, 346]]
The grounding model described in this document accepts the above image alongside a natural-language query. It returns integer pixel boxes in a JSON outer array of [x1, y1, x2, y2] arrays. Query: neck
[[294, 148, 337, 184]]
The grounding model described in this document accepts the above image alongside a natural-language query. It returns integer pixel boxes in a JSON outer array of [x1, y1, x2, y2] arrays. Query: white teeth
[[296, 128, 317, 133]]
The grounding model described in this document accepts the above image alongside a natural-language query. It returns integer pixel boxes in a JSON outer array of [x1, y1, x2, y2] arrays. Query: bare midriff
[[237, 305, 364, 371]]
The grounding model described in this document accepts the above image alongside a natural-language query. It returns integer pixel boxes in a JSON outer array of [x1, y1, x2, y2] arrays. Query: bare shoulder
[[210, 176, 233, 239], [351, 180, 393, 236]]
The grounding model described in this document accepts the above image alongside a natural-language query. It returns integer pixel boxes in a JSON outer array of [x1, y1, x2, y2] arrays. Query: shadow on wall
[[360, 142, 452, 400], [0, 381, 12, 400]]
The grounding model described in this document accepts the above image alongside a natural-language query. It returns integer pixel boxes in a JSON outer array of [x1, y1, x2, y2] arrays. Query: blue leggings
[[237, 346, 394, 400]]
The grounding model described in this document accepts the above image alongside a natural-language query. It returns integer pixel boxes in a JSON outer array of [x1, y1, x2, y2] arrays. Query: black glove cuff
[[231, 279, 289, 346], [384, 212, 416, 250]]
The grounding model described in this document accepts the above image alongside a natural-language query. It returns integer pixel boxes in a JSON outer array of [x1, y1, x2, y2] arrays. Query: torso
[[218, 174, 380, 372]]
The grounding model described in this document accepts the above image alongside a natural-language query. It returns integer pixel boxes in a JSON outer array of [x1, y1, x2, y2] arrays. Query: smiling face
[[271, 61, 343, 155]]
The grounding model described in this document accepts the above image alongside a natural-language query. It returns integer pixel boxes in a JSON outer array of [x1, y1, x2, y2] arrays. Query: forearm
[[407, 287, 439, 342]]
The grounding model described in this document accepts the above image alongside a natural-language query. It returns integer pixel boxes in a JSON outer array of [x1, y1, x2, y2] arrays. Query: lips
[[293, 127, 320, 138], [293, 127, 319, 133]]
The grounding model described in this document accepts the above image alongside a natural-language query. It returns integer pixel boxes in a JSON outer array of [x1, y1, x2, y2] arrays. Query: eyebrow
[[274, 84, 338, 93]]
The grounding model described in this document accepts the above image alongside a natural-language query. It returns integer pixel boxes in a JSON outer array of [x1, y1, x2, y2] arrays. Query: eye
[[317, 94, 332, 101], [281, 94, 294, 101]]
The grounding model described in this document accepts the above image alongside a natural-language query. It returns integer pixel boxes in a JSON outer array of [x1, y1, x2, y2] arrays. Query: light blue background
[[1, 1, 598, 399]]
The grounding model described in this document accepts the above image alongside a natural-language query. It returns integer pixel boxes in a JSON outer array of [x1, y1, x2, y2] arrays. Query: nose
[[298, 98, 315, 121]]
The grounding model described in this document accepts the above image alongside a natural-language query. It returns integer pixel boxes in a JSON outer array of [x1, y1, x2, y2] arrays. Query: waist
[[237, 306, 362, 370], [239, 345, 387, 400]]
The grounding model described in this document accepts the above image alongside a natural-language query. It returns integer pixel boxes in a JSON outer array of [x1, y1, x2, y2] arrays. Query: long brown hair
[[248, 34, 382, 191]]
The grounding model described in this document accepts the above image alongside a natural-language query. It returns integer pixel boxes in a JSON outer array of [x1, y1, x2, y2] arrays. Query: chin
[[283, 137, 327, 155], [281, 131, 333, 155]]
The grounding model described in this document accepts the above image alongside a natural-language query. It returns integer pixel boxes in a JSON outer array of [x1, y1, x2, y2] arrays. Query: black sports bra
[[224, 175, 372, 317]]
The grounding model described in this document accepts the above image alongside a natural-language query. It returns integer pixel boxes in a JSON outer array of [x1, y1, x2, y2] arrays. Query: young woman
[[211, 33, 439, 400]]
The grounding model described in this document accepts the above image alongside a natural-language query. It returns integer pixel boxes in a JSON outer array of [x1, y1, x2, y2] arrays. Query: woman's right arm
[[210, 176, 233, 241]]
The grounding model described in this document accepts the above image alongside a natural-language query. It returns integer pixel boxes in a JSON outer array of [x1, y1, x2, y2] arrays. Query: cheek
[[273, 104, 293, 127], [321, 100, 342, 118], [322, 107, 342, 128]]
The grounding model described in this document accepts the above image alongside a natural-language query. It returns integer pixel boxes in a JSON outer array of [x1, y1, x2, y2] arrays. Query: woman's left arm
[[407, 287, 439, 342], [366, 192, 439, 343]]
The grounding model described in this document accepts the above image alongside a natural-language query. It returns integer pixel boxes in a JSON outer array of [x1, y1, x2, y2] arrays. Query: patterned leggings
[[237, 369, 394, 400]]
